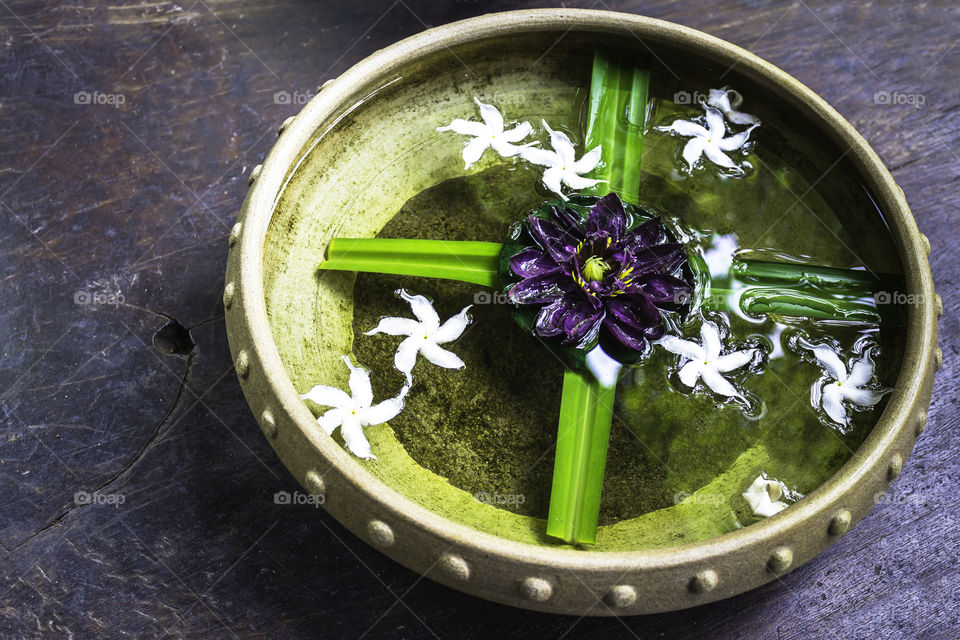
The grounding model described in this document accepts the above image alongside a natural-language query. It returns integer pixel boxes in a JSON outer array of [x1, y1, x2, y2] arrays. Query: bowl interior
[[261, 29, 906, 551]]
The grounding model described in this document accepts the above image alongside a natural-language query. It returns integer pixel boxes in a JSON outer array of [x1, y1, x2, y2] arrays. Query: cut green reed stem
[[738, 287, 881, 324], [542, 50, 649, 547], [584, 50, 650, 205], [319, 238, 502, 288], [546, 368, 616, 546], [732, 258, 888, 291], [705, 287, 880, 323]]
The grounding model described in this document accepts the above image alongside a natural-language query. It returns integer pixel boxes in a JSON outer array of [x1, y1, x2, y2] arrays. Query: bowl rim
[[225, 8, 938, 613]]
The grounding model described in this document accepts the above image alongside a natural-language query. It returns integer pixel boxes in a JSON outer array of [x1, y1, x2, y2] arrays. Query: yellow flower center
[[583, 255, 611, 282]]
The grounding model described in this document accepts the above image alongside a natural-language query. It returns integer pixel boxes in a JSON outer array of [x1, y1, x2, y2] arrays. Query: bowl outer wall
[[223, 9, 939, 614]]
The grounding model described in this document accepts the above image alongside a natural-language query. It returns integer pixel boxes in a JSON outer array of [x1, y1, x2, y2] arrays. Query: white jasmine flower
[[437, 97, 535, 169], [300, 357, 408, 460], [657, 106, 756, 174], [705, 88, 759, 126], [365, 289, 472, 383], [803, 341, 889, 428], [655, 320, 758, 400], [742, 475, 789, 518], [520, 120, 603, 199]]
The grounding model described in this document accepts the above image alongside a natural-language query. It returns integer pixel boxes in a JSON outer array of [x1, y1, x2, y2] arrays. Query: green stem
[[584, 50, 650, 204], [738, 287, 880, 324], [542, 51, 649, 546], [317, 239, 882, 322], [546, 368, 616, 545], [705, 287, 880, 323], [319, 238, 502, 287], [732, 258, 889, 292]]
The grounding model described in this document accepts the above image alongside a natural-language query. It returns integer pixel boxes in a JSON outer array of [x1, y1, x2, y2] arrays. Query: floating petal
[[398, 289, 440, 332], [340, 417, 374, 460], [364, 316, 421, 337], [393, 336, 422, 381], [713, 349, 755, 373], [700, 366, 743, 399], [316, 408, 345, 435], [300, 384, 351, 410], [361, 390, 407, 427], [700, 321, 723, 361], [431, 306, 472, 344], [821, 382, 849, 425], [420, 342, 466, 370], [656, 335, 705, 362], [344, 357, 373, 409]]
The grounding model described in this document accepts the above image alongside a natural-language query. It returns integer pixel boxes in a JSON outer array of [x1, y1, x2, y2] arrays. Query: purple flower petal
[[629, 243, 686, 273], [559, 301, 604, 345], [508, 272, 568, 304], [528, 215, 581, 266], [535, 292, 603, 345], [605, 247, 634, 269], [602, 317, 650, 351], [634, 273, 691, 304], [644, 323, 666, 341], [605, 294, 660, 331], [533, 298, 566, 338], [552, 204, 586, 233], [623, 216, 665, 249], [586, 194, 627, 239], [509, 247, 560, 279], [583, 279, 608, 297]]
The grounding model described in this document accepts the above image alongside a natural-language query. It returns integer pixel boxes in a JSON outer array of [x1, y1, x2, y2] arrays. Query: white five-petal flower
[[705, 88, 759, 126], [742, 475, 789, 518], [300, 357, 408, 460], [520, 120, 603, 199], [657, 106, 757, 174], [437, 97, 535, 169], [365, 289, 472, 383], [656, 320, 758, 400], [803, 341, 889, 428]]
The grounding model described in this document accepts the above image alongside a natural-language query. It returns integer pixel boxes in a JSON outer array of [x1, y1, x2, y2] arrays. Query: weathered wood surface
[[0, 1, 956, 638]]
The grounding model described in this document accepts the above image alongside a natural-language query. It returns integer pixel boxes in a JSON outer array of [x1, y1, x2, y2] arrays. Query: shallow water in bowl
[[352, 163, 902, 528], [265, 32, 907, 549]]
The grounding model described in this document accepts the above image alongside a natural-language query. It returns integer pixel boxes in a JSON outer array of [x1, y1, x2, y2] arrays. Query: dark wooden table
[[1, 1, 956, 638]]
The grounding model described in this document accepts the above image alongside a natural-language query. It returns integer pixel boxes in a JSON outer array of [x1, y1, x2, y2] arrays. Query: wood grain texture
[[0, 1, 956, 638]]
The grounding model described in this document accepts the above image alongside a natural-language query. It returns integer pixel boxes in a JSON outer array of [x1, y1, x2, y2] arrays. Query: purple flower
[[506, 194, 691, 353]]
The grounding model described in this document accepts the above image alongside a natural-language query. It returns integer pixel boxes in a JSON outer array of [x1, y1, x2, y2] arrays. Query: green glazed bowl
[[223, 9, 940, 614]]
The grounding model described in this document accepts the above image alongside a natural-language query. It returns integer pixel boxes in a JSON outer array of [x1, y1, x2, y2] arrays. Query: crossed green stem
[[320, 241, 883, 322]]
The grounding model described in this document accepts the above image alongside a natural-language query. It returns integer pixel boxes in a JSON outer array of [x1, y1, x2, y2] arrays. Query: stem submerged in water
[[738, 287, 880, 323], [584, 50, 650, 205], [539, 52, 652, 546], [705, 286, 881, 323], [732, 258, 888, 292], [718, 258, 892, 323]]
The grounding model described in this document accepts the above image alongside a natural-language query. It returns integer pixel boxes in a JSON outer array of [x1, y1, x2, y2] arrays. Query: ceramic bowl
[[223, 9, 940, 614]]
